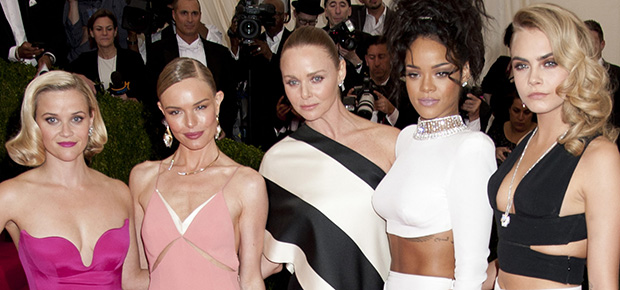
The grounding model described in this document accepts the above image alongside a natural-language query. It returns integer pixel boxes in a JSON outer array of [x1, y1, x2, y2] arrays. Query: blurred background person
[[349, 0, 392, 36], [67, 9, 146, 102], [64, 0, 127, 62], [486, 94, 537, 165], [0, 0, 67, 74], [292, 0, 324, 29], [584, 19, 620, 129]]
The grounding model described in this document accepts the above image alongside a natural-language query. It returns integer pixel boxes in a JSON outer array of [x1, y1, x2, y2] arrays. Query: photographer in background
[[228, 0, 290, 149], [344, 36, 417, 128], [323, 0, 372, 93], [67, 9, 146, 102]]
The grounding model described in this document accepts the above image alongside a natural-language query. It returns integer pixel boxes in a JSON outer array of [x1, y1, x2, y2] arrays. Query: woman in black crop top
[[488, 3, 620, 289]]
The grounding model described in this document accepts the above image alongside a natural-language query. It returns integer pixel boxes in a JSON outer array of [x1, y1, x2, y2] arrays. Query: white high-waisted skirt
[[494, 278, 581, 290], [384, 271, 454, 290]]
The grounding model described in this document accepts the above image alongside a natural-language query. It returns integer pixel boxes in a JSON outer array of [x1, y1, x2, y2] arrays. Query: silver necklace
[[414, 115, 467, 140], [501, 127, 566, 227], [167, 150, 220, 176]]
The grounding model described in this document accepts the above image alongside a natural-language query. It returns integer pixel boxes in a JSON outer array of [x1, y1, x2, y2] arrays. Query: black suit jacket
[[0, 0, 67, 66], [67, 48, 147, 101], [349, 4, 393, 35], [146, 36, 237, 137], [605, 61, 620, 127]]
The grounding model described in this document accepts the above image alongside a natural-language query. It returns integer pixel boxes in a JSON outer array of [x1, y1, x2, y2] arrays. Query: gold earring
[[163, 122, 173, 148], [215, 115, 222, 140]]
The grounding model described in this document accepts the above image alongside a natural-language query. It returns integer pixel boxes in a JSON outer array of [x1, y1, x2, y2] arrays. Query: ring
[[257, 47, 262, 52]]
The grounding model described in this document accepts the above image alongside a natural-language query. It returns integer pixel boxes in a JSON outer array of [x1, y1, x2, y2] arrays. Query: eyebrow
[[406, 62, 452, 69], [41, 111, 87, 116], [512, 52, 553, 63], [164, 98, 209, 109], [283, 69, 327, 79]]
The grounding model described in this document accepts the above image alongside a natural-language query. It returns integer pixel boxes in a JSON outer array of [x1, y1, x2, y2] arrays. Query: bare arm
[[582, 138, 620, 289], [236, 168, 268, 290], [128, 162, 157, 271], [118, 180, 149, 290]]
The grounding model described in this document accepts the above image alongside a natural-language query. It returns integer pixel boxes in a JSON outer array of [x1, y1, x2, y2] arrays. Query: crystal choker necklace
[[414, 115, 467, 140]]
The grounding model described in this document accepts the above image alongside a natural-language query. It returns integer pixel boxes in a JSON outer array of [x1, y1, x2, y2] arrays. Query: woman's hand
[[495, 147, 511, 162]]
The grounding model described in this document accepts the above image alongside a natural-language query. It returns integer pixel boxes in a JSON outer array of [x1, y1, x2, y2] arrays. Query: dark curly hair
[[384, 0, 489, 104]]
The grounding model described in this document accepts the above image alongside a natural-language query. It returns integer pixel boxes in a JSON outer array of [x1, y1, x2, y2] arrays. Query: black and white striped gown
[[260, 124, 390, 290]]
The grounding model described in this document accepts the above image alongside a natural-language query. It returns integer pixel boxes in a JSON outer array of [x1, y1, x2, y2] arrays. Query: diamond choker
[[414, 115, 467, 140]]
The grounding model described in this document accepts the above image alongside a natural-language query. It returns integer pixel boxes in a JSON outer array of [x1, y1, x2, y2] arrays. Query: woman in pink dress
[[0, 71, 147, 289], [130, 57, 268, 290]]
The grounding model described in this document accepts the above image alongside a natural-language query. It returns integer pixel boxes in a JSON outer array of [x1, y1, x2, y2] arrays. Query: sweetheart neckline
[[20, 219, 129, 268]]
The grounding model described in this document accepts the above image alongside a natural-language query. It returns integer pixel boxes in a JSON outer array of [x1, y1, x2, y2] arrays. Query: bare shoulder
[[0, 174, 28, 205], [579, 136, 620, 171], [128, 160, 161, 195], [224, 165, 267, 205], [367, 123, 400, 151], [231, 166, 266, 192]]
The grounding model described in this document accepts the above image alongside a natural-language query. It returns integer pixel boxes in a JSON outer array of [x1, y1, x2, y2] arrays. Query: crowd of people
[[1, 0, 620, 289]]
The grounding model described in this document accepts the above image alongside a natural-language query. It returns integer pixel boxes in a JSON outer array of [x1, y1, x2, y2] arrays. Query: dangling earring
[[462, 81, 468, 87], [215, 115, 222, 140], [163, 121, 173, 148], [88, 126, 93, 137]]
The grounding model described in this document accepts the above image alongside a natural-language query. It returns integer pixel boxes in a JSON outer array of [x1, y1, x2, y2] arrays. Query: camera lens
[[357, 93, 375, 120], [239, 18, 260, 39]]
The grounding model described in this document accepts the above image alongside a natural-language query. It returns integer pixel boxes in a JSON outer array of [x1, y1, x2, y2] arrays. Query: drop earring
[[88, 127, 93, 137], [215, 115, 222, 140], [462, 81, 468, 87], [163, 121, 173, 148]]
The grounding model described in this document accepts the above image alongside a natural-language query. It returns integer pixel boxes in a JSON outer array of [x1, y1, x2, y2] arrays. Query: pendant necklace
[[501, 127, 567, 227], [167, 150, 220, 176]]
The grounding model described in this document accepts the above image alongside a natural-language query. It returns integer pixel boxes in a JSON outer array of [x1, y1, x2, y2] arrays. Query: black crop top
[[488, 131, 592, 285]]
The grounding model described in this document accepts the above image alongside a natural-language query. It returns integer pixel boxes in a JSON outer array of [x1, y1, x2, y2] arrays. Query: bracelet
[[127, 39, 138, 46]]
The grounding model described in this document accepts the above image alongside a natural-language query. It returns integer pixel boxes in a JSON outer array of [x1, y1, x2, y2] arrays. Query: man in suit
[[0, 0, 67, 73], [349, 0, 392, 36], [147, 0, 236, 140], [584, 20, 620, 127]]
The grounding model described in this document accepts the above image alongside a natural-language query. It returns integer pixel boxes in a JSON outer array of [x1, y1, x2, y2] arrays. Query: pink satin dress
[[141, 165, 240, 289], [18, 219, 129, 289]]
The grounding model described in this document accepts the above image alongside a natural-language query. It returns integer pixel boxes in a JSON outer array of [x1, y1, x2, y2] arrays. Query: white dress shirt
[[177, 34, 207, 67], [362, 5, 387, 36], [1, 0, 36, 65]]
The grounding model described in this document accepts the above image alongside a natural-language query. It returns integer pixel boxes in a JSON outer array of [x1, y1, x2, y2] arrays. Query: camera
[[229, 0, 276, 44], [343, 77, 377, 120], [327, 20, 357, 50], [122, 0, 171, 34]]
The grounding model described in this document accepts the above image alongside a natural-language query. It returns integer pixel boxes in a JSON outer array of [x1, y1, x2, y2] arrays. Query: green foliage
[[90, 93, 151, 183], [0, 60, 36, 164], [216, 138, 264, 171]]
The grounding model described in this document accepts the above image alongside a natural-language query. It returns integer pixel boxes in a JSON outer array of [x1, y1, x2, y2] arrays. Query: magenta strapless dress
[[18, 219, 130, 290]]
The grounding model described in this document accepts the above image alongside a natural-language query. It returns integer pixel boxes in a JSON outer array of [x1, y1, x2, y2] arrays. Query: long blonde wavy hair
[[513, 3, 618, 156]]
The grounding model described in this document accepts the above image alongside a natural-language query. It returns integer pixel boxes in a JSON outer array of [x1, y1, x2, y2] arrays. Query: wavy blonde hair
[[5, 71, 107, 166], [512, 3, 618, 156]]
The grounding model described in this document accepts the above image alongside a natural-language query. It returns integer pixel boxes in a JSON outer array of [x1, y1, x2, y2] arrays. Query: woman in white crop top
[[376, 0, 496, 289]]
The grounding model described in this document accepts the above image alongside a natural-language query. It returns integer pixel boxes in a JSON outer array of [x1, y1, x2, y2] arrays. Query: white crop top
[[373, 123, 496, 289]]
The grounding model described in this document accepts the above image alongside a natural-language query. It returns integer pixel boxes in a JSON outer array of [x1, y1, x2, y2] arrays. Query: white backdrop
[[199, 0, 620, 79]]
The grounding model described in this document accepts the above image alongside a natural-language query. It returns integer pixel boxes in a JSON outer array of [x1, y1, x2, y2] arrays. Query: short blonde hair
[[6, 71, 107, 166], [513, 3, 618, 155]]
